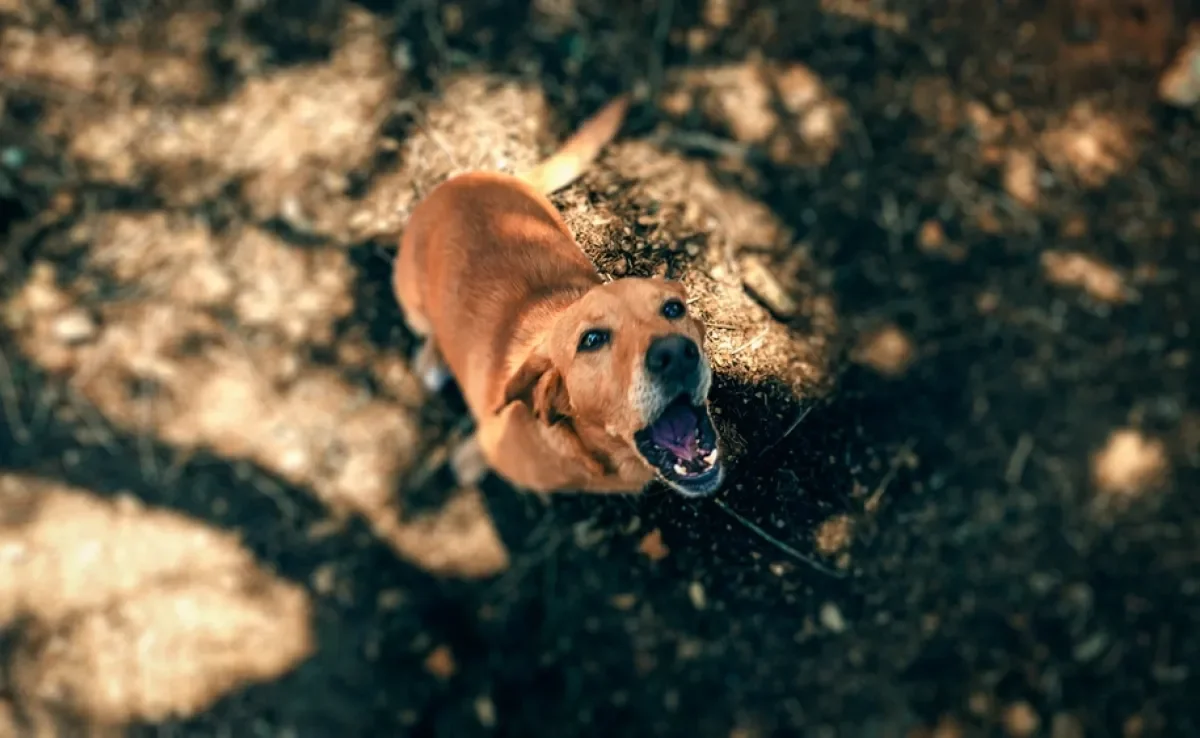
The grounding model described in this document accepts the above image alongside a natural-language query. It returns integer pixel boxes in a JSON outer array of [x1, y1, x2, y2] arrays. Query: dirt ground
[[0, 0, 1198, 735]]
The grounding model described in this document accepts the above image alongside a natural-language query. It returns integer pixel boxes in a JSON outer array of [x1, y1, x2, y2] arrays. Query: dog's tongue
[[650, 402, 700, 459]]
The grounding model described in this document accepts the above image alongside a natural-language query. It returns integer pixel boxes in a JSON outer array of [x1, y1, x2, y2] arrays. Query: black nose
[[645, 334, 700, 383]]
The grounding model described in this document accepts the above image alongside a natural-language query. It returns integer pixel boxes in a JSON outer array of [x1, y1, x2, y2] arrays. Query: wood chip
[[423, 645, 456, 680], [740, 254, 798, 317], [637, 528, 671, 561]]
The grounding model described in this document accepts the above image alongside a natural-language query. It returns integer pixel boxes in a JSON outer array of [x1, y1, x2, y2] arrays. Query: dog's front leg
[[413, 339, 452, 393], [448, 432, 489, 487]]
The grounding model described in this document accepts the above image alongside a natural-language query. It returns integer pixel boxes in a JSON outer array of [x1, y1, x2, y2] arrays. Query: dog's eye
[[661, 298, 686, 320], [577, 328, 610, 352]]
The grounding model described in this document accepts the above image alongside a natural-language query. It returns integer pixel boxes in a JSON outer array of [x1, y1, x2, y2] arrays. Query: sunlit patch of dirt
[[0, 474, 313, 726], [1159, 23, 1200, 106], [1002, 147, 1040, 208], [662, 60, 848, 167], [851, 324, 915, 378], [84, 213, 355, 342], [530, 0, 579, 35], [350, 74, 553, 241], [637, 528, 670, 561], [1041, 249, 1131, 304], [1040, 103, 1143, 189], [1091, 428, 1169, 499], [423, 644, 457, 680], [26, 6, 397, 231], [0, 22, 215, 103], [372, 485, 510, 579], [1, 211, 508, 579], [1179, 412, 1200, 466], [0, 699, 17, 737], [812, 513, 855, 557], [909, 76, 1152, 219], [597, 139, 839, 396], [819, 0, 908, 33], [1001, 701, 1040, 737], [908, 76, 964, 134], [916, 218, 966, 262]]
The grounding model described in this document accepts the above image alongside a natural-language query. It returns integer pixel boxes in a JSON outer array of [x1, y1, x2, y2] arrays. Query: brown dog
[[394, 96, 724, 497]]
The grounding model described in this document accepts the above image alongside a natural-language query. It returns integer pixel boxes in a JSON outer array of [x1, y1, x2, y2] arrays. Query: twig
[[394, 99, 460, 172], [63, 385, 119, 453], [651, 129, 752, 160], [648, 0, 676, 95], [864, 438, 915, 513], [137, 393, 160, 485], [712, 498, 846, 578], [1005, 432, 1034, 485], [0, 349, 29, 444], [756, 403, 814, 461], [723, 402, 815, 491], [729, 325, 769, 355]]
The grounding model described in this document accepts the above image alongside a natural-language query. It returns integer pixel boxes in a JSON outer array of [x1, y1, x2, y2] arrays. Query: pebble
[[688, 581, 707, 610], [1051, 714, 1084, 738], [51, 309, 96, 344], [740, 254, 798, 317], [1002, 701, 1040, 737], [1159, 25, 1200, 106], [474, 695, 496, 727], [423, 645, 457, 680], [637, 529, 670, 561], [819, 602, 847, 632], [1, 147, 26, 169]]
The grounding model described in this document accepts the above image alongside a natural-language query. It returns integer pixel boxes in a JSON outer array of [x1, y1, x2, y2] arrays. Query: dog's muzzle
[[634, 333, 723, 497], [645, 334, 701, 396]]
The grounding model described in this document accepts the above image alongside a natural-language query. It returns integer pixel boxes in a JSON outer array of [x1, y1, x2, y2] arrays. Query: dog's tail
[[518, 94, 631, 195]]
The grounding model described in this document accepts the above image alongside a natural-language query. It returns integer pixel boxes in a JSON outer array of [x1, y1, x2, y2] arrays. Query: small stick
[[0, 349, 29, 443], [864, 438, 915, 513], [755, 403, 813, 461], [648, 0, 676, 95], [395, 99, 461, 172], [1005, 432, 1034, 485], [137, 393, 160, 484], [652, 130, 752, 160], [712, 498, 846, 578]]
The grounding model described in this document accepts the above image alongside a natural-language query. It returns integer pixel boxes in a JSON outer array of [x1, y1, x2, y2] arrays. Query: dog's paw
[[413, 341, 451, 393], [420, 365, 452, 393], [450, 435, 489, 487]]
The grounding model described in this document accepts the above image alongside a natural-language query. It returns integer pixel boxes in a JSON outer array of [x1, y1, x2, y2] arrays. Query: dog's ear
[[497, 350, 571, 424]]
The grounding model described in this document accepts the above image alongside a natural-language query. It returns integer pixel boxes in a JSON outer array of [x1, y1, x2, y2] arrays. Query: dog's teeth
[[673, 462, 688, 476], [704, 448, 718, 465]]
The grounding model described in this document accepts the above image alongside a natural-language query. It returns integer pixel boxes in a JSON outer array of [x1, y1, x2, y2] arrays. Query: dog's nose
[[645, 334, 700, 383]]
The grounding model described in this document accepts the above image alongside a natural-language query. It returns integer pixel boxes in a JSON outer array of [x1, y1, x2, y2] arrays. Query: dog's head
[[498, 278, 724, 497]]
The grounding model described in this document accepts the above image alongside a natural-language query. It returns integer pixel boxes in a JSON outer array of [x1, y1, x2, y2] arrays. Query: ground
[[0, 0, 1198, 736]]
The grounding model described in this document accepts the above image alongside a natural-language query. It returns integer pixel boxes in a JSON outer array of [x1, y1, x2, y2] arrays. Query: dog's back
[[394, 95, 631, 418]]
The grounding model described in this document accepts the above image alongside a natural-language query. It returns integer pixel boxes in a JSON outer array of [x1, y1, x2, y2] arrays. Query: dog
[[393, 95, 724, 497]]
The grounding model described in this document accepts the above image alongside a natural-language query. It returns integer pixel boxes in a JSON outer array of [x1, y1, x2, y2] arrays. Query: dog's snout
[[645, 334, 700, 383]]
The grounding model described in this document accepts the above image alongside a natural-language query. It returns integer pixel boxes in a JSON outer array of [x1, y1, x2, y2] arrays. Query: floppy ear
[[497, 350, 572, 424]]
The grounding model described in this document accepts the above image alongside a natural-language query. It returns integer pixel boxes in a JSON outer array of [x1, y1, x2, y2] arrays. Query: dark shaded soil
[[2, 0, 1199, 737]]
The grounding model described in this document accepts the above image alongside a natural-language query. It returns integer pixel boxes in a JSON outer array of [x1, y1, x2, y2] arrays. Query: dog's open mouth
[[634, 394, 723, 496]]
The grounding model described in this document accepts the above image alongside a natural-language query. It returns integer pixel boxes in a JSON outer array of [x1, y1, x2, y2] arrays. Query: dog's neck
[[569, 421, 656, 489]]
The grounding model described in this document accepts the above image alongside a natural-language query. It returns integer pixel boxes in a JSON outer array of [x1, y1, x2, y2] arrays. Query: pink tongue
[[650, 403, 699, 459]]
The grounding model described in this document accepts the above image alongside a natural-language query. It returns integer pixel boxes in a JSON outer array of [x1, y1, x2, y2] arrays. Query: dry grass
[[0, 475, 313, 726], [1091, 428, 1169, 500], [1042, 250, 1132, 304]]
